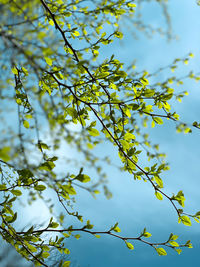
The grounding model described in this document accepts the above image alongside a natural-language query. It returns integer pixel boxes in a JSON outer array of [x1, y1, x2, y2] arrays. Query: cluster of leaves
[[0, 0, 200, 266]]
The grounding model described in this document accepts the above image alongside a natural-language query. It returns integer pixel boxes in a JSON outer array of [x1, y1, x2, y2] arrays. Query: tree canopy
[[0, 0, 200, 266]]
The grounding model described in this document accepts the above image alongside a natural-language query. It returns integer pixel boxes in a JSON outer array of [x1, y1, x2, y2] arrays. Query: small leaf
[[49, 222, 59, 228], [175, 248, 182, 254], [11, 190, 22, 196], [156, 247, 167, 256], [94, 234, 101, 238], [76, 174, 90, 183], [62, 261, 70, 267], [0, 184, 7, 190], [22, 67, 28, 76], [27, 243, 37, 253], [45, 57, 53, 66], [73, 31, 80, 36], [42, 252, 50, 258], [49, 19, 54, 26], [88, 128, 100, 137], [6, 212, 17, 223], [153, 117, 163, 125], [34, 184, 46, 191], [194, 217, 199, 223], [179, 215, 192, 226], [124, 108, 131, 118], [113, 226, 121, 233], [63, 248, 70, 254], [155, 191, 163, 200], [74, 234, 81, 240], [23, 120, 29, 129], [170, 234, 178, 240], [125, 242, 134, 250], [63, 233, 70, 238], [11, 67, 18, 75], [143, 232, 152, 238], [169, 241, 179, 247], [154, 176, 163, 188], [0, 147, 11, 162], [39, 161, 55, 171]]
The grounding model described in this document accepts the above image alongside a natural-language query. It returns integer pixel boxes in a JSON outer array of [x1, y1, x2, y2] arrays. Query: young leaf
[[156, 247, 167, 256], [62, 261, 70, 267], [23, 120, 30, 129], [11, 190, 22, 196], [34, 185, 46, 191], [143, 232, 152, 238], [155, 191, 163, 200], [45, 57, 53, 66], [169, 241, 179, 247], [153, 117, 163, 125], [125, 242, 134, 250], [179, 215, 192, 226], [88, 128, 100, 137]]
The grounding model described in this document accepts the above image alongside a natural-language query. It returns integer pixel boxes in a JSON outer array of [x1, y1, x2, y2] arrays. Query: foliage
[[0, 0, 200, 266]]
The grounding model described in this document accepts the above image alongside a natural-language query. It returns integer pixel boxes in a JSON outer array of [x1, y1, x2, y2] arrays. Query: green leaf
[[125, 242, 134, 250], [113, 226, 121, 233], [179, 215, 192, 226], [185, 240, 193, 248], [154, 176, 163, 188], [123, 107, 131, 118], [0, 184, 7, 190], [22, 67, 28, 76], [11, 189, 22, 196], [38, 142, 49, 150], [88, 128, 100, 137], [124, 132, 135, 141], [141, 77, 149, 85], [23, 120, 29, 129], [63, 248, 70, 254], [175, 248, 182, 254], [143, 232, 152, 238], [85, 220, 94, 229], [131, 104, 140, 110], [39, 161, 55, 171], [62, 261, 70, 267], [155, 247, 167, 256], [169, 234, 178, 240], [155, 191, 163, 200], [76, 174, 91, 183], [169, 241, 179, 247], [114, 31, 123, 39], [45, 57, 53, 66], [74, 234, 81, 240], [0, 147, 11, 162], [11, 67, 18, 75], [42, 252, 50, 258], [63, 233, 70, 238], [26, 243, 37, 253], [153, 117, 163, 125], [42, 245, 50, 251], [34, 184, 46, 191], [62, 184, 76, 195], [174, 190, 185, 207], [73, 30, 80, 36], [49, 222, 59, 228], [6, 212, 17, 223]]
